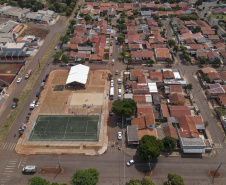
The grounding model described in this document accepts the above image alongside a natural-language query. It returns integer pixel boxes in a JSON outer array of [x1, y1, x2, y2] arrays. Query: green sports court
[[29, 115, 100, 141]]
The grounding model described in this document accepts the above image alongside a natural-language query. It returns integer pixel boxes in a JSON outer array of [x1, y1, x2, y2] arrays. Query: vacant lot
[[20, 27, 50, 40], [210, 14, 226, 20], [0, 63, 23, 74]]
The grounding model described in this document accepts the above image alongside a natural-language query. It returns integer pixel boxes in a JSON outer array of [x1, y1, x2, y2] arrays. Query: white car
[[30, 100, 36, 110], [17, 77, 22, 83], [112, 59, 115, 63], [111, 80, 114, 87], [118, 132, 122, 140], [22, 165, 36, 173], [126, 160, 134, 166]]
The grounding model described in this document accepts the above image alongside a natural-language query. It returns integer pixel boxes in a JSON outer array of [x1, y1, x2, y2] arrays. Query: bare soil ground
[[39, 69, 108, 115], [39, 167, 64, 174], [20, 27, 50, 40], [0, 63, 24, 74], [209, 170, 222, 178]]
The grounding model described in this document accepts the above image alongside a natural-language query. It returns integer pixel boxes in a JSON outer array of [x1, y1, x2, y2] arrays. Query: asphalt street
[[1, 6, 226, 185]]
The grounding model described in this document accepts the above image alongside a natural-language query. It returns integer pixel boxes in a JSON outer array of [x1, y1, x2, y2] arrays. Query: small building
[[127, 125, 139, 145], [169, 93, 186, 105], [217, 94, 226, 108], [169, 106, 191, 117]]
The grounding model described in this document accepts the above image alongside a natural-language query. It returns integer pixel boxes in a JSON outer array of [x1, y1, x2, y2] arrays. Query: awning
[[183, 148, 205, 153]]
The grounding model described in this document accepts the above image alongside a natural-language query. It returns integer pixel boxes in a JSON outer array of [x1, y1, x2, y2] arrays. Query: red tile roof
[[163, 70, 174, 79], [218, 94, 226, 106], [169, 93, 186, 104], [130, 69, 144, 78], [149, 71, 163, 81], [202, 67, 217, 74], [139, 129, 157, 140], [133, 94, 146, 103], [169, 85, 183, 94], [178, 116, 202, 138], [161, 104, 170, 118], [207, 51, 219, 58], [162, 126, 178, 140], [169, 106, 191, 118], [207, 72, 220, 80]]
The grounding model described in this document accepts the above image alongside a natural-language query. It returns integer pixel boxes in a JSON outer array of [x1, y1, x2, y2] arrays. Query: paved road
[[1, 6, 226, 185]]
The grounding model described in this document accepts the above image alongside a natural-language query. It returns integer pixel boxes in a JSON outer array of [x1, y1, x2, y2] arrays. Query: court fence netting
[[27, 113, 101, 141]]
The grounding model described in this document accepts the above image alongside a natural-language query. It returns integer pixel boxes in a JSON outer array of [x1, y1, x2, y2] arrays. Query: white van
[[118, 89, 121, 95], [22, 165, 36, 173], [117, 79, 121, 84]]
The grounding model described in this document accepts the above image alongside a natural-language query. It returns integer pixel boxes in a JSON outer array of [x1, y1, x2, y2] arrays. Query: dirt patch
[[0, 63, 24, 74], [21, 27, 50, 40], [39, 167, 64, 174], [209, 170, 223, 178]]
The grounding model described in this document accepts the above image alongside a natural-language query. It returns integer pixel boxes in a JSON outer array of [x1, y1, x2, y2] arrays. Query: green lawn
[[210, 14, 226, 20]]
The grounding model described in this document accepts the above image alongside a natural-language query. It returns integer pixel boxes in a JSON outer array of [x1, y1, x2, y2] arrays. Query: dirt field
[[70, 92, 104, 106], [20, 27, 50, 40], [39, 69, 108, 115], [0, 63, 24, 74]]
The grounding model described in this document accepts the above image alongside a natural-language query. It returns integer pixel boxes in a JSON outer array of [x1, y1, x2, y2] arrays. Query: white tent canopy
[[66, 64, 90, 85]]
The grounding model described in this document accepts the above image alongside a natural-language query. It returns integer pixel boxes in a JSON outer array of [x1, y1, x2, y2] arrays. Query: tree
[[145, 36, 149, 41], [53, 51, 63, 61], [185, 83, 193, 91], [162, 136, 176, 150], [104, 53, 109, 60], [146, 59, 155, 66], [84, 15, 92, 22], [133, 10, 139, 15], [128, 15, 135, 20], [70, 19, 76, 26], [61, 54, 69, 63], [126, 179, 142, 185], [126, 178, 155, 185], [173, 45, 179, 53], [166, 58, 174, 66], [71, 168, 100, 185], [66, 8, 73, 16], [112, 98, 136, 118], [154, 14, 160, 21], [60, 35, 70, 43], [28, 177, 50, 185], [212, 25, 219, 34], [13, 98, 19, 103], [117, 36, 125, 44], [138, 135, 163, 161], [158, 21, 163, 27], [108, 73, 112, 80], [195, 0, 202, 6], [168, 39, 176, 47], [192, 26, 201, 33], [199, 57, 206, 65], [141, 178, 155, 185], [164, 173, 185, 185], [213, 58, 221, 66]]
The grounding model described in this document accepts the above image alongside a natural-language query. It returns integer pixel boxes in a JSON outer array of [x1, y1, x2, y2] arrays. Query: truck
[[25, 70, 32, 79], [110, 87, 114, 100]]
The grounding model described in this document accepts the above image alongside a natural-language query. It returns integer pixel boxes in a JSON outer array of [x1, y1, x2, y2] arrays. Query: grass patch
[[0, 31, 62, 146], [83, 146, 101, 150], [210, 14, 226, 20]]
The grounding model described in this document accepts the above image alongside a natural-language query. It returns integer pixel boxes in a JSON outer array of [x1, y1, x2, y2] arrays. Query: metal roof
[[66, 64, 90, 85]]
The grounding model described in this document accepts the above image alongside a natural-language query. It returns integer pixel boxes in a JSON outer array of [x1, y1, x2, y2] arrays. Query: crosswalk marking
[[0, 143, 16, 150]]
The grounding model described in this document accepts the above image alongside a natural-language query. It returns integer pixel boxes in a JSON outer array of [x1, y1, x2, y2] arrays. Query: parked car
[[118, 89, 121, 95], [117, 79, 121, 84], [22, 165, 36, 173], [118, 132, 122, 140], [60, 63, 68, 67], [111, 79, 114, 87], [115, 70, 119, 75], [112, 59, 115, 63], [43, 77, 46, 82], [45, 74, 49, 78], [36, 91, 40, 98], [41, 82, 45, 88], [118, 86, 121, 89], [69, 63, 75, 66], [118, 95, 121, 100], [221, 118, 226, 132], [55, 46, 57, 50], [30, 101, 36, 110], [17, 77, 22, 83], [126, 160, 134, 166], [109, 110, 113, 116], [11, 102, 17, 109]]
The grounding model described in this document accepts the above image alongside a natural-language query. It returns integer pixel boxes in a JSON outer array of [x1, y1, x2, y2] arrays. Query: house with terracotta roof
[[147, 19, 158, 27], [169, 106, 191, 117], [132, 83, 150, 94], [219, 71, 226, 85], [131, 51, 142, 61], [217, 94, 226, 108], [133, 94, 152, 104], [215, 42, 226, 50], [177, 115, 207, 153], [149, 71, 163, 82], [142, 50, 154, 61], [160, 104, 170, 120], [138, 128, 157, 140], [207, 72, 221, 83], [169, 85, 183, 94], [207, 50, 219, 62], [169, 93, 186, 105], [130, 69, 144, 81], [154, 48, 171, 61], [202, 67, 217, 74], [163, 70, 174, 79], [67, 51, 76, 60]]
